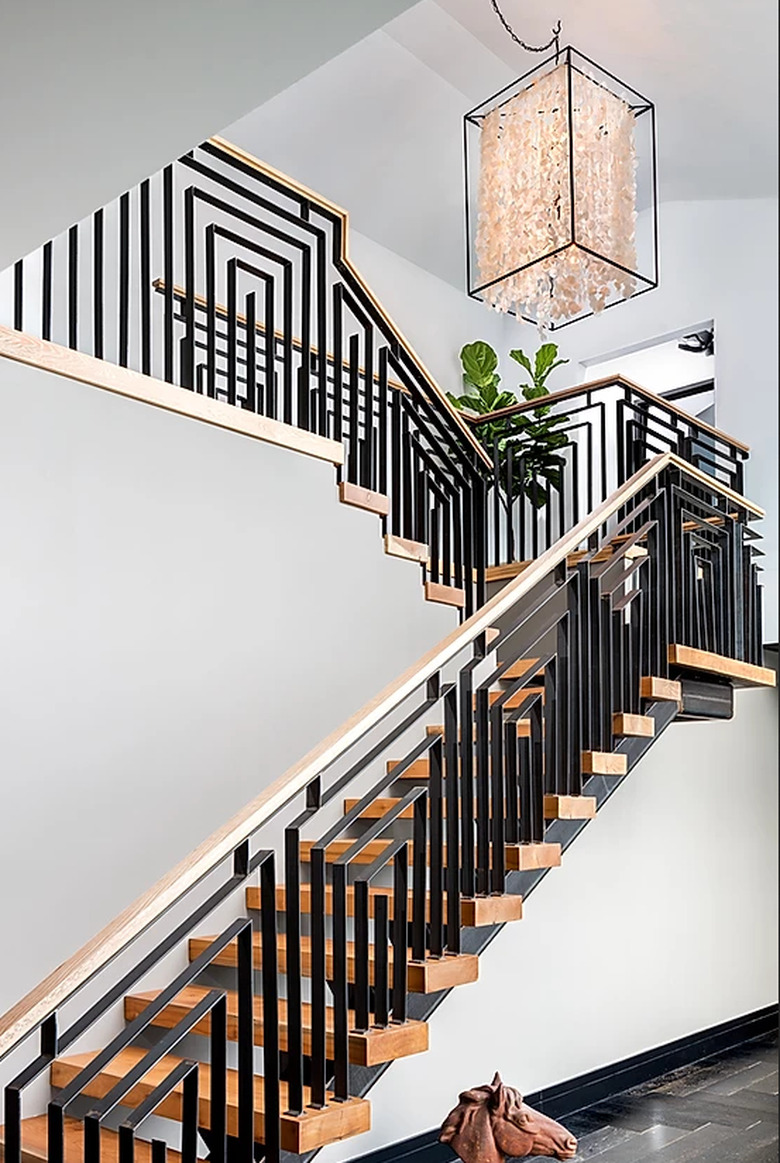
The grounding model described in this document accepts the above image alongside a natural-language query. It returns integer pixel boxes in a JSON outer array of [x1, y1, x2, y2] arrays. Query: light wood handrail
[[209, 136, 494, 470], [462, 372, 750, 455], [0, 450, 763, 1061]]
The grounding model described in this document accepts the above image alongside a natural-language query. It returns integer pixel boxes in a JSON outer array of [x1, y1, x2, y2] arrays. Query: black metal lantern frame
[[463, 45, 659, 329]]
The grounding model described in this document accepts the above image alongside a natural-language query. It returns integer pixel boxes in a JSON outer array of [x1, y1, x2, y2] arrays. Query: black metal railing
[[3, 138, 489, 614], [0, 452, 766, 1163], [463, 378, 749, 570]]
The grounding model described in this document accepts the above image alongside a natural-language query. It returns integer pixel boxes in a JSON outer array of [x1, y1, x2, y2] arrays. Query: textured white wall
[[322, 684, 779, 1161], [0, 357, 457, 1016]]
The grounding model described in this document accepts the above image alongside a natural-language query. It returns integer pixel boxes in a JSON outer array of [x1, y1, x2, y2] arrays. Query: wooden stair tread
[[343, 796, 571, 822], [668, 644, 776, 688], [0, 1117, 181, 1163], [424, 720, 531, 739], [187, 933, 479, 993], [613, 712, 655, 738], [582, 751, 628, 776], [383, 533, 428, 563], [124, 986, 428, 1066], [338, 481, 389, 517], [641, 676, 683, 705], [424, 581, 465, 608], [248, 886, 523, 927], [50, 1047, 369, 1154], [543, 795, 597, 820]]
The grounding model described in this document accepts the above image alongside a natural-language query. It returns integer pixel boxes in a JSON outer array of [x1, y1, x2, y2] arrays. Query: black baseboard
[[347, 1004, 779, 1163]]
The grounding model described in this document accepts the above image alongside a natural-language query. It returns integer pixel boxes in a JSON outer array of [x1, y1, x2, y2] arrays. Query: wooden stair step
[[613, 712, 655, 738], [668, 644, 776, 688], [481, 688, 545, 710], [50, 1047, 369, 1155], [249, 886, 523, 928], [505, 842, 562, 871], [188, 934, 479, 994], [425, 719, 531, 740], [0, 1116, 181, 1163], [501, 658, 543, 680], [343, 795, 573, 823], [582, 750, 628, 776], [543, 794, 597, 820], [424, 581, 465, 609], [383, 533, 428, 563], [338, 480, 390, 517], [641, 676, 683, 705], [124, 986, 428, 1068]]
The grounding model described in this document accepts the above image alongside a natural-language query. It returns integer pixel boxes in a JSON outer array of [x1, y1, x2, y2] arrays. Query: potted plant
[[448, 341, 571, 507]]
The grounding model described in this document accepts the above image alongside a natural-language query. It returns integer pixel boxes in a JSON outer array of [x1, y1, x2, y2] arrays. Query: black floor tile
[[583, 1124, 691, 1162]]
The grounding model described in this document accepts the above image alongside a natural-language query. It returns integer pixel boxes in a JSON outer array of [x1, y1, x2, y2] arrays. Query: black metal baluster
[[490, 701, 505, 893], [354, 876, 370, 1032], [68, 225, 78, 350], [162, 166, 174, 383], [209, 993, 227, 1163], [236, 922, 255, 1160], [444, 685, 461, 953], [378, 347, 389, 498], [245, 292, 257, 413], [475, 687, 490, 895], [118, 193, 130, 366], [281, 264, 293, 424], [205, 224, 216, 398], [393, 844, 410, 1019], [374, 893, 390, 1027], [180, 1067, 199, 1163], [182, 187, 195, 389], [259, 853, 280, 1163], [226, 258, 238, 406], [332, 860, 350, 1101], [13, 260, 23, 331], [140, 179, 151, 375], [347, 332, 360, 484], [309, 845, 328, 1108], [264, 275, 275, 417], [332, 284, 344, 443], [429, 732, 444, 957], [411, 794, 427, 965], [42, 240, 53, 343]]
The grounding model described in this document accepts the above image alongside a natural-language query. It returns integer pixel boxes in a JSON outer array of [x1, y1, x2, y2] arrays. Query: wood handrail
[[0, 450, 763, 1061], [462, 372, 750, 455], [209, 136, 494, 470]]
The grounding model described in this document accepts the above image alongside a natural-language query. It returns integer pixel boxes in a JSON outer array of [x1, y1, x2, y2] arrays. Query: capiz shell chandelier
[[464, 45, 658, 329]]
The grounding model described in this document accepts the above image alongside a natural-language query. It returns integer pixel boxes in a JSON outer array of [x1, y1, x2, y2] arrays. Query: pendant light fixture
[[464, 1, 658, 329]]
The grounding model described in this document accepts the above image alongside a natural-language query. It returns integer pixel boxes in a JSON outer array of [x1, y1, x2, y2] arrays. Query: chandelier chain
[[489, 0, 562, 55]]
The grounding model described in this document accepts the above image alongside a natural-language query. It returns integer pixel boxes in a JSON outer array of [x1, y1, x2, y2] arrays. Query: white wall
[[322, 684, 779, 1162], [0, 357, 457, 1016], [0, 0, 418, 272], [507, 198, 778, 641]]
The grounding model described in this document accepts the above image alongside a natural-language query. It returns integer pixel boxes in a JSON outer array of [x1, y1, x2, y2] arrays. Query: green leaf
[[534, 343, 559, 380], [460, 341, 499, 389], [508, 348, 533, 378]]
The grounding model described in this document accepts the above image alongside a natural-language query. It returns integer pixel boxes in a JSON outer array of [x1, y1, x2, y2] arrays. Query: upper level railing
[[1, 136, 491, 615], [0, 451, 769, 1163], [461, 375, 750, 570]]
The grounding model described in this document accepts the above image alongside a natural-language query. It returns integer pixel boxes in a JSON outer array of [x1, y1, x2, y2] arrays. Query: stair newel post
[[309, 844, 328, 1108], [235, 919, 255, 1161], [258, 853, 281, 1163], [474, 685, 490, 895], [489, 700, 505, 894], [208, 993, 227, 1163], [331, 861, 350, 1101], [391, 845, 409, 1022], [428, 733, 444, 958], [443, 684, 461, 953]]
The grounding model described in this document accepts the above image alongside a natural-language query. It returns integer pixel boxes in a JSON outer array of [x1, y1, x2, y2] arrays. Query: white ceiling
[[226, 0, 778, 289]]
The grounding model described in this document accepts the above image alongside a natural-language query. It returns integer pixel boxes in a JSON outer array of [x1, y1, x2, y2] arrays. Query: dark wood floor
[[562, 1033, 778, 1161]]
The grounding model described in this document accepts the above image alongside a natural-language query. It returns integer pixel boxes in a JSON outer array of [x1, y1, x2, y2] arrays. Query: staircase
[[0, 142, 774, 1163]]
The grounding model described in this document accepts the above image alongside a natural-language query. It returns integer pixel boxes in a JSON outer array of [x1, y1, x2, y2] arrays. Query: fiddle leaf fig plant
[[448, 340, 571, 507]]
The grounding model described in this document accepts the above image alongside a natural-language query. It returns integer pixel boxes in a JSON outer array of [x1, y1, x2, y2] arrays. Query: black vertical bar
[[226, 259, 237, 406], [444, 685, 461, 953], [118, 1124, 134, 1163], [205, 225, 216, 398], [42, 240, 53, 342], [489, 705, 505, 893], [361, 327, 374, 489], [354, 878, 370, 1032], [374, 893, 390, 1027], [209, 994, 227, 1163], [182, 187, 195, 390], [163, 167, 174, 384], [13, 260, 23, 331], [284, 828, 304, 1115], [505, 721, 520, 844], [68, 225, 78, 350], [151, 1141, 167, 1163], [309, 846, 328, 1107], [475, 688, 490, 895], [390, 388, 402, 535], [245, 292, 257, 413], [3, 1087, 21, 1163], [392, 847, 409, 1021], [83, 1114, 101, 1163], [140, 179, 151, 375], [118, 193, 130, 367], [429, 733, 444, 957], [332, 284, 344, 443], [332, 861, 350, 1101], [281, 265, 294, 424], [47, 1104, 64, 1163], [264, 275, 275, 417], [236, 923, 255, 1159], [459, 663, 476, 898], [92, 214, 103, 358], [181, 1068, 199, 1163], [260, 855, 280, 1163], [378, 347, 389, 497], [411, 795, 427, 963], [347, 332, 360, 483]]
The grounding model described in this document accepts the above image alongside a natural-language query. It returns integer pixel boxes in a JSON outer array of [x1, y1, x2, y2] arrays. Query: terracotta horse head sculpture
[[439, 1073, 578, 1162]]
